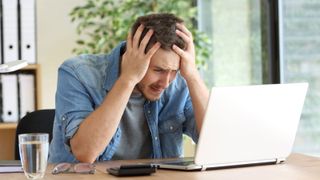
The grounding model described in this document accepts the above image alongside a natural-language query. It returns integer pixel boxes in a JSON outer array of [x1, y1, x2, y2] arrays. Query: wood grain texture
[[1, 153, 319, 180]]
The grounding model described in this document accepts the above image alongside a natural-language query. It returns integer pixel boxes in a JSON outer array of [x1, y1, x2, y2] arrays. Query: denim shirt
[[49, 42, 199, 163]]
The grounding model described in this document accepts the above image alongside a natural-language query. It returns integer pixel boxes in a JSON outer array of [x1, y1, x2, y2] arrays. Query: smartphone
[[0, 60, 28, 73], [107, 164, 156, 177]]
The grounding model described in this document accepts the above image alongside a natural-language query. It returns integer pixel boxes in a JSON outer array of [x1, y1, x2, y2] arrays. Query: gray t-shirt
[[112, 91, 152, 160]]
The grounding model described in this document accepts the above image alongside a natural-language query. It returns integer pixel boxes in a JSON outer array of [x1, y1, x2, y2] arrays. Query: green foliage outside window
[[69, 0, 211, 69]]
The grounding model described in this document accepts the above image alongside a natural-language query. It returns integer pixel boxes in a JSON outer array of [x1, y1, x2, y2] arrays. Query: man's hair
[[131, 13, 186, 52]]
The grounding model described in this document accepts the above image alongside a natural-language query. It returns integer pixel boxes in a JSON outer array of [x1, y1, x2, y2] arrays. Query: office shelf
[[0, 64, 40, 160], [0, 123, 17, 130]]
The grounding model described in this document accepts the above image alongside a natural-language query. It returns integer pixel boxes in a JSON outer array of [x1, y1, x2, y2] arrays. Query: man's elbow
[[74, 152, 96, 163], [70, 140, 97, 163]]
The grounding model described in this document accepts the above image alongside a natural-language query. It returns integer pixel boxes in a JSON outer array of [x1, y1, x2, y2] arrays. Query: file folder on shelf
[[1, 74, 19, 122], [0, 3, 2, 64], [18, 74, 35, 119], [2, 0, 19, 63], [20, 0, 36, 64]]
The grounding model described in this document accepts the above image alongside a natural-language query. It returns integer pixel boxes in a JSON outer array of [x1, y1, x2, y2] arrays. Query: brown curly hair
[[131, 13, 186, 52]]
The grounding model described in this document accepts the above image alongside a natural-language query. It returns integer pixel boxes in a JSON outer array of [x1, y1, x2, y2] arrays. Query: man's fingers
[[139, 29, 154, 54], [133, 24, 144, 49], [146, 42, 161, 59], [176, 23, 192, 38], [176, 29, 192, 45], [126, 31, 133, 49], [176, 24, 194, 52], [172, 44, 185, 58]]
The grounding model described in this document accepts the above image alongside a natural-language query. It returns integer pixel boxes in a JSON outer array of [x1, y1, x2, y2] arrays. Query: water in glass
[[19, 134, 49, 179]]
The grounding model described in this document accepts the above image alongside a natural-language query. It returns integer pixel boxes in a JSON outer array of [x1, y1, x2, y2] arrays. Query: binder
[[0, 1, 2, 64], [2, 0, 19, 63], [20, 0, 36, 64], [18, 74, 35, 119], [1, 74, 19, 122]]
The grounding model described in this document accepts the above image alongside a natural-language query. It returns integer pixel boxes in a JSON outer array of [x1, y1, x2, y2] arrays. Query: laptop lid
[[158, 83, 308, 170], [194, 83, 308, 167]]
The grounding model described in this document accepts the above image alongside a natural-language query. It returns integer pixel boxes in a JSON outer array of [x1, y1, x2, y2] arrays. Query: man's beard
[[136, 83, 162, 101]]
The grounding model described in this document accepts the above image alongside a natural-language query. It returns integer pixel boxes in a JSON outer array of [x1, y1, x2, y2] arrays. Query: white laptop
[[158, 83, 308, 171]]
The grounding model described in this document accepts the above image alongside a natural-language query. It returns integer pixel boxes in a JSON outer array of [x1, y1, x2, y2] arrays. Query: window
[[197, 0, 320, 157], [198, 0, 274, 87], [279, 0, 320, 156], [187, 0, 278, 156]]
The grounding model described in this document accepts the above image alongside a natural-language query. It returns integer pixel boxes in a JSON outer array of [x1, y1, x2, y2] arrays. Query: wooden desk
[[1, 153, 320, 179]]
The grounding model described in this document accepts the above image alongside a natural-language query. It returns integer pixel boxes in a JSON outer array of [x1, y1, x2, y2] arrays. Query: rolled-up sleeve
[[55, 63, 94, 152]]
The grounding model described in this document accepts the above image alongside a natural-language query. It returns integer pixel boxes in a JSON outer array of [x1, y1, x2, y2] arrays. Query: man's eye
[[155, 69, 164, 72]]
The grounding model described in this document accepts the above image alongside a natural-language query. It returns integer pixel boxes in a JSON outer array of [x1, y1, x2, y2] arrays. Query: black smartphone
[[107, 164, 156, 177]]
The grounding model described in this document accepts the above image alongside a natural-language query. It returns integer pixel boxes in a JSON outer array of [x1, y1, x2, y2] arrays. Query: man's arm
[[70, 25, 160, 163], [70, 77, 134, 163], [172, 23, 209, 133], [184, 71, 209, 133]]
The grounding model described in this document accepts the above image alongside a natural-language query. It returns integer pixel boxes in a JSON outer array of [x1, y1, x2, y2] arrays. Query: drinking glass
[[19, 133, 49, 179]]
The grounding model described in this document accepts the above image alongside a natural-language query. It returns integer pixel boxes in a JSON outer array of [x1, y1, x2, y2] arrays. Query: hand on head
[[120, 24, 160, 85], [172, 23, 197, 80], [121, 22, 198, 86]]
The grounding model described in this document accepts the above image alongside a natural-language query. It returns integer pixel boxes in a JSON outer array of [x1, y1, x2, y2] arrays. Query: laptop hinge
[[200, 165, 207, 171], [276, 158, 286, 164]]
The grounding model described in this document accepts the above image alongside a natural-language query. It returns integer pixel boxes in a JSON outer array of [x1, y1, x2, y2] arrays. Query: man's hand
[[121, 25, 161, 85], [172, 23, 209, 133], [172, 23, 197, 81]]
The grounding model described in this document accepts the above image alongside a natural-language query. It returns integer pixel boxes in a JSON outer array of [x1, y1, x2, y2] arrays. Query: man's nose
[[160, 73, 171, 88]]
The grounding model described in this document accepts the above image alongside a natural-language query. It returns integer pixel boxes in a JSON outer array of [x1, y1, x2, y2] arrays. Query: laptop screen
[[195, 83, 308, 166]]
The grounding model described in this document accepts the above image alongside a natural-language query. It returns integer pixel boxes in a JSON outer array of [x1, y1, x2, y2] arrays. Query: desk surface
[[1, 153, 320, 180]]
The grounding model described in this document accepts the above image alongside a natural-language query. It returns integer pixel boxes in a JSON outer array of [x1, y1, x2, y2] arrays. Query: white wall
[[37, 0, 83, 108]]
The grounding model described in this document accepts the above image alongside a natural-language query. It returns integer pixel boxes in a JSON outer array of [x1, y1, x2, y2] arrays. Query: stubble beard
[[136, 83, 161, 101]]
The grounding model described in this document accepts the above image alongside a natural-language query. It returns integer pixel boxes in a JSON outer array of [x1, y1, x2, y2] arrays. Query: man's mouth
[[150, 85, 163, 94]]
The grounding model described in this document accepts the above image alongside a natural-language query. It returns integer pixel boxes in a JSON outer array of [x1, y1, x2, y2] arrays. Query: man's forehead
[[150, 49, 180, 70], [154, 61, 180, 70]]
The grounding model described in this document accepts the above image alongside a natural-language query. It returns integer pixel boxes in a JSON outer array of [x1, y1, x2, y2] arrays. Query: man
[[49, 13, 209, 163]]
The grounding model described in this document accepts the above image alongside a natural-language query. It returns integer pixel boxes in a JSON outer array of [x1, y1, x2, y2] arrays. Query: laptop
[[158, 83, 308, 171]]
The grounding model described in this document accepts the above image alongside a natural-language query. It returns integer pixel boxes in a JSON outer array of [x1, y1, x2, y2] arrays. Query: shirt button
[[62, 116, 66, 121], [155, 136, 158, 140], [170, 126, 173, 130], [148, 110, 151, 114]]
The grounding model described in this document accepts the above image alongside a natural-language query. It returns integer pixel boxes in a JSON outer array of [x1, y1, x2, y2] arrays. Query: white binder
[[20, 0, 36, 64], [0, 4, 2, 64], [18, 74, 35, 119], [1, 74, 19, 122], [2, 0, 19, 63]]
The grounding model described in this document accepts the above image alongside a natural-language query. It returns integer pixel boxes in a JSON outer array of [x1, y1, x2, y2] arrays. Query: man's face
[[136, 48, 180, 101]]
